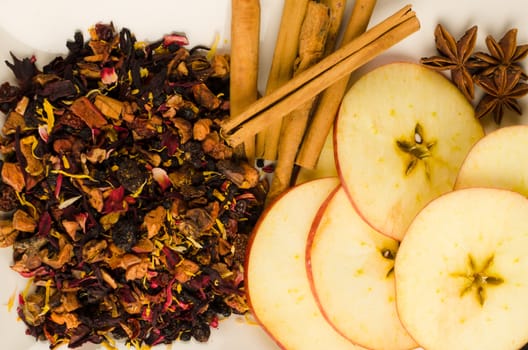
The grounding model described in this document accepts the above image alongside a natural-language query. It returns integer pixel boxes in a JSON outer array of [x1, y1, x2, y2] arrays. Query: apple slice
[[307, 186, 417, 350], [335, 62, 484, 240], [245, 177, 362, 350], [455, 125, 528, 196], [395, 188, 528, 350]]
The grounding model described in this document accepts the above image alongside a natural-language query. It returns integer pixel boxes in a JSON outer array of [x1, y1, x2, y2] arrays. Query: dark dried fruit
[[111, 217, 138, 252], [115, 157, 148, 193], [0, 181, 17, 212]]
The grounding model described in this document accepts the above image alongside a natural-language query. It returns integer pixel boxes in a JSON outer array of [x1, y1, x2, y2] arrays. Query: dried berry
[[0, 181, 17, 212], [111, 217, 138, 252], [115, 157, 148, 193]]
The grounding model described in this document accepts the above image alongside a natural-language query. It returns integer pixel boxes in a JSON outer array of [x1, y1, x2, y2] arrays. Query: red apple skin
[[305, 186, 349, 341], [244, 183, 295, 350], [305, 187, 418, 350], [244, 177, 358, 350]]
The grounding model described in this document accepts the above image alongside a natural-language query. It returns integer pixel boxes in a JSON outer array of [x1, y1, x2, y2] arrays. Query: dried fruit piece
[[2, 111, 26, 135], [1, 162, 25, 192], [143, 206, 166, 238], [193, 118, 213, 140], [12, 210, 37, 232], [94, 94, 123, 120], [192, 83, 222, 110], [0, 220, 17, 247], [70, 96, 108, 128]]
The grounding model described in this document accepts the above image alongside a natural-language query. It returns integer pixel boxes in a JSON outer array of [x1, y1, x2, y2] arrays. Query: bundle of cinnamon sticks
[[227, 0, 420, 203]]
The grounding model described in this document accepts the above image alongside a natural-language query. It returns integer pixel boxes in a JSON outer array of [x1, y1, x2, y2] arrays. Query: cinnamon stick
[[267, 0, 341, 203], [257, 0, 310, 160], [220, 5, 420, 146], [296, 0, 377, 169], [230, 0, 261, 163], [322, 0, 348, 56]]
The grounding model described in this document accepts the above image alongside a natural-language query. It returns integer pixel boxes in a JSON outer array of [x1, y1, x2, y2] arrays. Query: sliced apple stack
[[244, 177, 364, 350], [334, 62, 484, 240], [307, 186, 417, 350], [245, 62, 527, 350]]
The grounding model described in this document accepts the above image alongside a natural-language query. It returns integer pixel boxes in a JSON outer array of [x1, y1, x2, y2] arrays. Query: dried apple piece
[[1, 162, 25, 192], [69, 96, 108, 128], [0, 220, 17, 247], [2, 111, 26, 135], [12, 209, 37, 232], [94, 94, 123, 120], [143, 206, 166, 238]]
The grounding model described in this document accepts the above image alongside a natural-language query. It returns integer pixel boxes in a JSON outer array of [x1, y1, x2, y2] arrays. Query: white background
[[0, 0, 527, 349]]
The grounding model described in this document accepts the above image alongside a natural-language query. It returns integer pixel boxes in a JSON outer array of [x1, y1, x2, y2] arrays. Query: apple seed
[[381, 247, 396, 277]]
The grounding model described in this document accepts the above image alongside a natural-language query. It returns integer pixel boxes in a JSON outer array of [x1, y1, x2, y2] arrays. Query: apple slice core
[[307, 186, 417, 350], [245, 177, 362, 349], [395, 187, 528, 350], [335, 62, 484, 240]]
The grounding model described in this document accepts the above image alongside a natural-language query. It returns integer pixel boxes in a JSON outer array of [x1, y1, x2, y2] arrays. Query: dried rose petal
[[152, 167, 171, 191], [100, 67, 118, 85], [38, 125, 49, 142], [163, 33, 189, 47]]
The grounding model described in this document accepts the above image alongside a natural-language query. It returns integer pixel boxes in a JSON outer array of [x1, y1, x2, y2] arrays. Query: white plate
[[0, 1, 527, 349]]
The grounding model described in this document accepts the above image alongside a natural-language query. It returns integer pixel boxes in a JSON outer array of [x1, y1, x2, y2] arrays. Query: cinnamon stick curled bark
[[257, 0, 310, 160], [230, 0, 261, 163], [296, 0, 378, 169], [267, 0, 342, 203], [220, 5, 420, 146]]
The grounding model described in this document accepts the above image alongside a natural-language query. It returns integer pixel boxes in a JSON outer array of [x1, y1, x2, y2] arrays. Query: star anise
[[475, 67, 528, 124], [473, 28, 528, 79], [421, 24, 479, 100]]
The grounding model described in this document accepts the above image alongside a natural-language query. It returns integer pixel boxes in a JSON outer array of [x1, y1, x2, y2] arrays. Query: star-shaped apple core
[[396, 123, 437, 179], [451, 254, 504, 306]]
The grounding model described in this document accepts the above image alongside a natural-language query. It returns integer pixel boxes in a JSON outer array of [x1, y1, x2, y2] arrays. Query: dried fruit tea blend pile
[[0, 23, 267, 348]]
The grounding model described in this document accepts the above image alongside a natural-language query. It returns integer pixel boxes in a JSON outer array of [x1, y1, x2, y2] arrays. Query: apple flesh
[[455, 125, 528, 196], [307, 186, 417, 350], [245, 177, 363, 350], [334, 62, 484, 240], [395, 187, 528, 350]]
